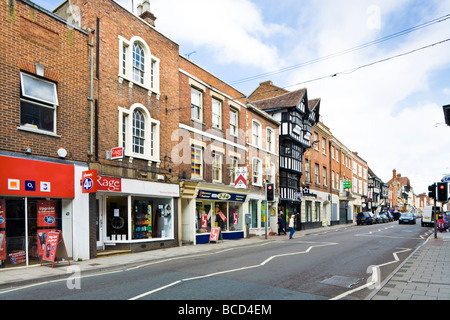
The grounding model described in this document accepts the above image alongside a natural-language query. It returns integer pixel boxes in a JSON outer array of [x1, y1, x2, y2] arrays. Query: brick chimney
[[137, 0, 157, 27]]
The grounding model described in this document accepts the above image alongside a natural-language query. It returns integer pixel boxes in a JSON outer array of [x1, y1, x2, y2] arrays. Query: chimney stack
[[137, 0, 157, 27]]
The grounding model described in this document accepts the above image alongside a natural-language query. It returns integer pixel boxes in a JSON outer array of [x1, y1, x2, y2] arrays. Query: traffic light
[[266, 183, 274, 202], [437, 182, 448, 202], [428, 183, 436, 198]]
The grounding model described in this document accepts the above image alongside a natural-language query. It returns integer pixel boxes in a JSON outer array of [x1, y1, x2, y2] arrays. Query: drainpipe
[[88, 28, 95, 158]]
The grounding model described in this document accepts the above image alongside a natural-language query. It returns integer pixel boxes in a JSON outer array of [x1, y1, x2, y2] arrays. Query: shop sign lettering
[[97, 176, 121, 192], [197, 190, 247, 203]]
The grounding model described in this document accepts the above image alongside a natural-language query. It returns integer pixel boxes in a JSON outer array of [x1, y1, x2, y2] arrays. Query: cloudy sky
[[36, 0, 450, 194]]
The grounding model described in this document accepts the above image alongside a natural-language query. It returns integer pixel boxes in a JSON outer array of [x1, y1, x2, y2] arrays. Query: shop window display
[[196, 201, 243, 234], [132, 197, 173, 240], [0, 198, 64, 269]]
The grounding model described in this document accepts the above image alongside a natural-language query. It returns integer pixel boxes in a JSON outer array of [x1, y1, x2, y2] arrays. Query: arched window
[[133, 42, 145, 84], [118, 36, 160, 93], [119, 104, 160, 162], [133, 109, 145, 154]]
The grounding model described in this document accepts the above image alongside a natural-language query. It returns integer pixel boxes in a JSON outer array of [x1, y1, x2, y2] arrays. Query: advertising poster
[[41, 230, 70, 267], [0, 199, 5, 260], [37, 200, 56, 227], [42, 231, 60, 263], [210, 227, 220, 242], [37, 229, 56, 257], [0, 232, 5, 261]]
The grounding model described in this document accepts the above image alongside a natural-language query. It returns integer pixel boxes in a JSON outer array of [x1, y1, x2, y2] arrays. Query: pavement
[[0, 223, 449, 300]]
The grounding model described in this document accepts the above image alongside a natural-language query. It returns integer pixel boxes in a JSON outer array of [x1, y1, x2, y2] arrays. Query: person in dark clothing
[[278, 211, 287, 235]]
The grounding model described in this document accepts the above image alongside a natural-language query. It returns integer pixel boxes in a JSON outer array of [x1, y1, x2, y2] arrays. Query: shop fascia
[[82, 169, 179, 244], [182, 181, 250, 244]]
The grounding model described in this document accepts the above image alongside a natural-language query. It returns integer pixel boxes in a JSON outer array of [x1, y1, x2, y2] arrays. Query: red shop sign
[[97, 176, 121, 192]]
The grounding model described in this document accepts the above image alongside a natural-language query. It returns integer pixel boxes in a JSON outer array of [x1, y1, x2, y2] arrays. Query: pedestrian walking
[[278, 211, 287, 235], [289, 214, 295, 239]]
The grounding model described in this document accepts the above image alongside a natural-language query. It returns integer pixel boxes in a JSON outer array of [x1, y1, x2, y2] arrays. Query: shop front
[[94, 174, 179, 252], [180, 182, 249, 245], [0, 154, 89, 269]]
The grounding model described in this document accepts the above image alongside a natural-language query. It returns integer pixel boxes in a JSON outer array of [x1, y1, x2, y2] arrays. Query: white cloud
[[144, 0, 292, 71], [115, 0, 450, 193]]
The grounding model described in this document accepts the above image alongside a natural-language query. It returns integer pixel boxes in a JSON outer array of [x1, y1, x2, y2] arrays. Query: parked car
[[379, 213, 389, 223], [383, 212, 394, 222], [357, 212, 374, 225], [399, 212, 416, 224], [372, 213, 382, 224]]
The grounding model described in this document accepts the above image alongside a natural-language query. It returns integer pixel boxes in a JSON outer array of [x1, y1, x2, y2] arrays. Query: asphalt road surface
[[0, 220, 431, 301]]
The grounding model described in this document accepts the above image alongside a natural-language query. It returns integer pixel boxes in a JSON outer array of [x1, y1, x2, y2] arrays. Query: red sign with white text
[[210, 227, 220, 242], [37, 200, 56, 227], [41, 230, 70, 268], [97, 176, 122, 192], [111, 147, 124, 160], [81, 170, 98, 193]]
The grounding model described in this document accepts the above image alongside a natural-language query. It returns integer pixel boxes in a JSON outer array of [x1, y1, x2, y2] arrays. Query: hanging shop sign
[[234, 167, 247, 189], [40, 230, 70, 268], [111, 147, 124, 160], [81, 170, 98, 193], [197, 190, 247, 202]]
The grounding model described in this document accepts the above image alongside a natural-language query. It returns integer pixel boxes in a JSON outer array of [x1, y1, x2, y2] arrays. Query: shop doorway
[[96, 197, 104, 250]]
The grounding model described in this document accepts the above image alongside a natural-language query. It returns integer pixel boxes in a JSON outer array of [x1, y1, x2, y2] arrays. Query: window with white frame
[[118, 104, 160, 162], [252, 158, 262, 186], [315, 163, 320, 185], [191, 146, 203, 179], [267, 162, 275, 184], [191, 87, 203, 122], [229, 156, 239, 185], [212, 152, 223, 182], [118, 36, 160, 93], [252, 120, 261, 147], [266, 128, 274, 153], [322, 138, 326, 154], [212, 98, 222, 129], [19, 72, 58, 134], [230, 109, 238, 136]]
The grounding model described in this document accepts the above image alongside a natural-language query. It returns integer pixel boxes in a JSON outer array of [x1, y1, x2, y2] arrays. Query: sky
[[34, 0, 450, 194]]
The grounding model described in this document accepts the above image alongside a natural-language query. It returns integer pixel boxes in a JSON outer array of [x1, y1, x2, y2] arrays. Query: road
[[0, 220, 431, 301]]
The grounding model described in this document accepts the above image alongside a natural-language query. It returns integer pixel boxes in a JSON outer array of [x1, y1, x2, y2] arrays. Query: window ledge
[[18, 126, 61, 138]]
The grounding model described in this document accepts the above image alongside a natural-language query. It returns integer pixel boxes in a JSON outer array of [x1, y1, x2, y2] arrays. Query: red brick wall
[[0, 0, 89, 162], [69, 0, 181, 178]]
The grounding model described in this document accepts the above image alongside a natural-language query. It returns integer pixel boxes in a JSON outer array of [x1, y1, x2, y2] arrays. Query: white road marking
[[128, 241, 338, 300]]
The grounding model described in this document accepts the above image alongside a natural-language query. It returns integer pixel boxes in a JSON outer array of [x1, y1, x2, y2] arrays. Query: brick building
[[177, 57, 279, 244], [53, 0, 182, 256], [0, 0, 90, 267]]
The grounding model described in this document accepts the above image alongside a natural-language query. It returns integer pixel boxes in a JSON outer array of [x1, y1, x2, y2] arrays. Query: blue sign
[[44, 215, 56, 224], [25, 180, 36, 191], [82, 177, 94, 191], [197, 190, 247, 202]]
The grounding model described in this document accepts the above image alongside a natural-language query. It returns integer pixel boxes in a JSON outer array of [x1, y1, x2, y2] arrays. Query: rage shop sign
[[81, 170, 122, 193]]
